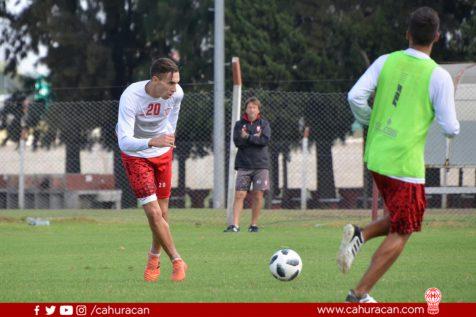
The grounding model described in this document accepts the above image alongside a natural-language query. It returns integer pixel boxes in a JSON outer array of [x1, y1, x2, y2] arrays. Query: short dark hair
[[408, 7, 440, 46], [150, 58, 179, 78], [245, 97, 261, 110]]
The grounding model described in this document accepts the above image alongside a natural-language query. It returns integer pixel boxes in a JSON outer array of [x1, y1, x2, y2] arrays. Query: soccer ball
[[269, 249, 302, 281]]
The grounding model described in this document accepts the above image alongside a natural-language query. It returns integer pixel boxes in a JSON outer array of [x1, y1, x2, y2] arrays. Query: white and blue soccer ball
[[269, 249, 302, 281]]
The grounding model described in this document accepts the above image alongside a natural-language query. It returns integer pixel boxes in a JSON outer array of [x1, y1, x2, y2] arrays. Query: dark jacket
[[233, 114, 271, 170]]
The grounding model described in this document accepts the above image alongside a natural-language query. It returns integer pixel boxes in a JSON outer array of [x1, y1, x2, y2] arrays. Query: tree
[[294, 1, 475, 72], [134, 1, 214, 205], [461, 12, 476, 59], [174, 92, 214, 197], [1, 0, 214, 207], [305, 93, 354, 200], [0, 92, 27, 147], [226, 0, 321, 90], [2, 0, 474, 208], [2, 1, 116, 172], [226, 1, 320, 200], [294, 0, 475, 200]]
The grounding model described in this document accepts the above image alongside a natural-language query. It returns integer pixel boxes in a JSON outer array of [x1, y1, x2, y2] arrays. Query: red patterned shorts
[[121, 149, 173, 201], [372, 171, 426, 234]]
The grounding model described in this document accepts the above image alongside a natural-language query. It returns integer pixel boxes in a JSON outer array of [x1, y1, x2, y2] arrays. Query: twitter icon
[[46, 305, 56, 315]]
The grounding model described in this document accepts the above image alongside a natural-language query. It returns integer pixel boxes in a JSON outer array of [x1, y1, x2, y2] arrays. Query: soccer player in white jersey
[[340, 7, 459, 302], [116, 58, 187, 282]]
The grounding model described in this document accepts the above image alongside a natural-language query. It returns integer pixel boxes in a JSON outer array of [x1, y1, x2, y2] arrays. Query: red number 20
[[146, 103, 161, 115]]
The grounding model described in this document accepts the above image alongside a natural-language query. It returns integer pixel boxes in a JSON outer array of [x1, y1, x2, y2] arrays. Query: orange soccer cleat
[[171, 258, 188, 282], [144, 252, 161, 282]]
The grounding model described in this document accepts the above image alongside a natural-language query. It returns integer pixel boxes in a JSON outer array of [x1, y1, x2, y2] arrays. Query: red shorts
[[121, 149, 173, 201], [372, 172, 426, 234]]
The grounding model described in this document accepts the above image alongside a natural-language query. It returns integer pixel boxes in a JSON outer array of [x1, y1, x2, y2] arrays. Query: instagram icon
[[76, 305, 87, 316]]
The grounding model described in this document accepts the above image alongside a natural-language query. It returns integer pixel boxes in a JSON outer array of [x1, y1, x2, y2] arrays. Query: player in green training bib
[[338, 7, 459, 303], [365, 51, 437, 179]]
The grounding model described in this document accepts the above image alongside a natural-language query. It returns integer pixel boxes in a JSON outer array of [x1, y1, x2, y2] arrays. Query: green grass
[[0, 209, 475, 302]]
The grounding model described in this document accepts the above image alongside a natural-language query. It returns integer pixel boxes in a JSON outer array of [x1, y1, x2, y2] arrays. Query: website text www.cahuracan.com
[[316, 305, 425, 315], [90, 305, 150, 315]]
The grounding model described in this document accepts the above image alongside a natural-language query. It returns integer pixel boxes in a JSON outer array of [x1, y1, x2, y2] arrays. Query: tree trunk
[[316, 139, 336, 199], [65, 140, 81, 173], [282, 151, 288, 190], [178, 154, 186, 195], [270, 144, 280, 197], [173, 150, 187, 208], [425, 167, 440, 209], [426, 168, 440, 186]]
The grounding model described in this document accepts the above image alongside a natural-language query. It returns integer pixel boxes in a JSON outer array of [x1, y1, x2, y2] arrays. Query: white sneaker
[[345, 290, 377, 303], [337, 224, 364, 274]]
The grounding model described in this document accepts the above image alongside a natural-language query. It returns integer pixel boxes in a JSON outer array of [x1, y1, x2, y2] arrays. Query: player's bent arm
[[348, 91, 371, 126], [117, 95, 150, 152], [148, 134, 175, 148], [348, 55, 387, 126], [430, 67, 460, 138]]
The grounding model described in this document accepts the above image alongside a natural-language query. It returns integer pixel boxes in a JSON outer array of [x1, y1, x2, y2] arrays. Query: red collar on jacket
[[242, 113, 261, 123]]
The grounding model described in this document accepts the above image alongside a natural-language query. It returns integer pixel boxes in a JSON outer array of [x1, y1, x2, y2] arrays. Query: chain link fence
[[0, 85, 474, 223]]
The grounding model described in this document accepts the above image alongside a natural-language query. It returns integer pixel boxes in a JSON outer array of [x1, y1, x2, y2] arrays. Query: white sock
[[149, 249, 160, 258]]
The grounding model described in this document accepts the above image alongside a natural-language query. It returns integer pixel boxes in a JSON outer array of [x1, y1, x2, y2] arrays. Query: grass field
[[0, 209, 475, 303]]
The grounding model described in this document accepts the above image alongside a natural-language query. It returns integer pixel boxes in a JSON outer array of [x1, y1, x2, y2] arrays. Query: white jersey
[[116, 80, 184, 158], [348, 48, 460, 184], [348, 48, 459, 138]]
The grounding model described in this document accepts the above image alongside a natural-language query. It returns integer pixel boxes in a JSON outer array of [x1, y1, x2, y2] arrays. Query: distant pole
[[19, 139, 25, 209], [226, 57, 242, 224], [19, 116, 27, 210], [213, 0, 225, 208], [300, 127, 310, 211], [442, 138, 451, 209]]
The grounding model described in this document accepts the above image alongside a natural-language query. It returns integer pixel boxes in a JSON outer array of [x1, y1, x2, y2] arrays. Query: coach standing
[[224, 97, 271, 233]]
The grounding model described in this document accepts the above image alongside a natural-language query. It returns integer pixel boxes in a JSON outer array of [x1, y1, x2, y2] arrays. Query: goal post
[[226, 57, 242, 225]]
